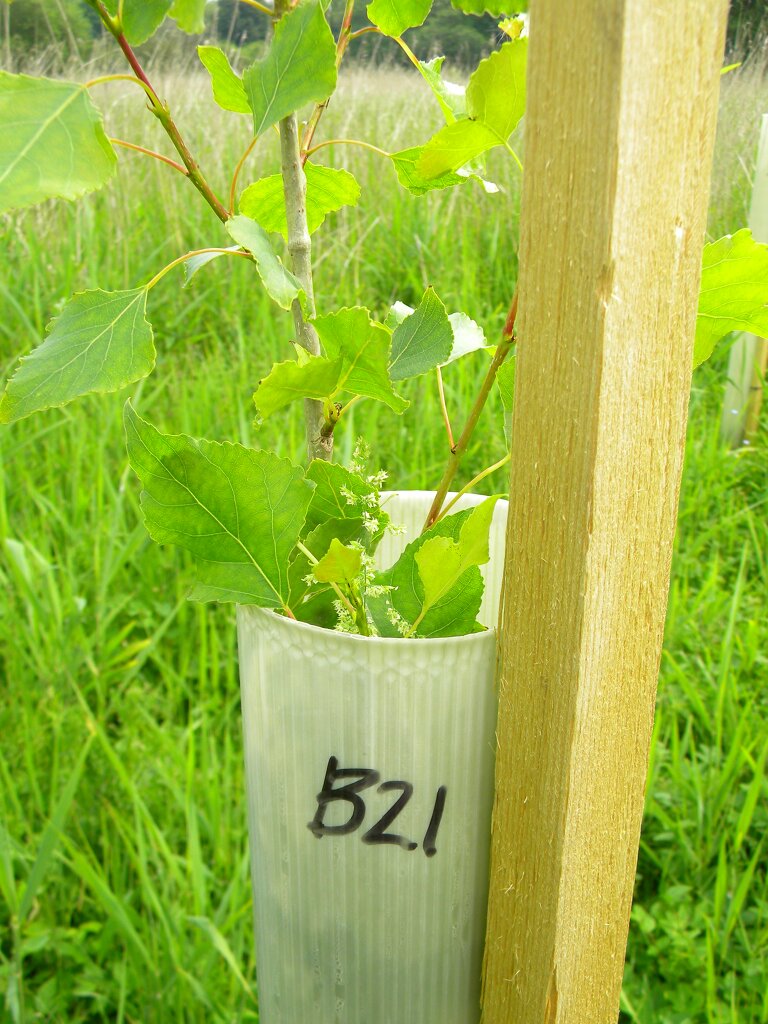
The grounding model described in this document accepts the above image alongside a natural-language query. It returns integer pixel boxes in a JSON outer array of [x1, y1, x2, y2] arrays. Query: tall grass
[[1, 48, 767, 1024]]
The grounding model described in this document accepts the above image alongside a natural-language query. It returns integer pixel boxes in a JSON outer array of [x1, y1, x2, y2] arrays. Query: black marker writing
[[423, 785, 447, 858], [308, 756, 380, 838], [307, 757, 447, 856], [362, 781, 418, 851]]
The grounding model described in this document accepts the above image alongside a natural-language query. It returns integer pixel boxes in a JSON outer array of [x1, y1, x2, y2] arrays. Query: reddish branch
[[90, 0, 229, 223], [422, 290, 519, 532]]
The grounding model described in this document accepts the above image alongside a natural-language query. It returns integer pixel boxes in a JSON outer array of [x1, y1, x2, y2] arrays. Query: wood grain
[[482, 3, 729, 1022]]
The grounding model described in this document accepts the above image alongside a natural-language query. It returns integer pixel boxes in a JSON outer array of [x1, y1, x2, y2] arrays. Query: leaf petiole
[[435, 366, 455, 451], [436, 453, 511, 523], [296, 541, 318, 563], [349, 26, 380, 40], [85, 73, 157, 104], [109, 138, 189, 176], [296, 540, 359, 621], [480, 123, 524, 173], [304, 138, 390, 159], [393, 36, 422, 73], [236, 0, 274, 14], [501, 138, 524, 172], [145, 248, 252, 291], [229, 136, 260, 213], [299, 0, 355, 158], [337, 394, 364, 422], [422, 291, 518, 532]]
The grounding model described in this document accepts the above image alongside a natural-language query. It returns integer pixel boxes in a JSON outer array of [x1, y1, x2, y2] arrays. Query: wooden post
[[482, 3, 728, 1023], [721, 113, 768, 447]]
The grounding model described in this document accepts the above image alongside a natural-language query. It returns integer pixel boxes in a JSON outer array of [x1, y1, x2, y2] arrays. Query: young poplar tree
[[1, 0, 766, 637]]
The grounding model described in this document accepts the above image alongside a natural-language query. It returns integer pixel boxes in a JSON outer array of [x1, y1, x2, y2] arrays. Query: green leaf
[[499, 15, 527, 38], [294, 586, 337, 628], [244, 0, 337, 139], [314, 307, 408, 412], [411, 493, 501, 630], [197, 46, 250, 114], [466, 39, 527, 139], [289, 516, 369, 628], [183, 246, 241, 287], [367, 0, 433, 37], [450, 0, 526, 13], [384, 301, 414, 330], [390, 146, 490, 197], [288, 516, 364, 606], [417, 120, 500, 180], [418, 39, 527, 179], [386, 302, 486, 364], [303, 460, 390, 558], [0, 290, 155, 424], [171, 0, 207, 33], [369, 503, 494, 638], [0, 73, 116, 215], [240, 162, 360, 238], [496, 356, 515, 411], [694, 229, 768, 368], [414, 496, 499, 629], [389, 287, 454, 381], [313, 538, 362, 585], [226, 215, 305, 311], [103, 0, 172, 44], [445, 311, 487, 363], [124, 403, 314, 609], [305, 460, 382, 530], [418, 56, 465, 122], [239, 174, 287, 232], [253, 355, 343, 417]]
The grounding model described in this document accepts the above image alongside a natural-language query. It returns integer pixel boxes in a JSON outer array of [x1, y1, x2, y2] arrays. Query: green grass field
[[1, 52, 767, 1023]]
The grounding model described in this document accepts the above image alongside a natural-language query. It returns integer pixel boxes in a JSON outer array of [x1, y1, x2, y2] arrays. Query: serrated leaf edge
[[0, 289, 155, 424]]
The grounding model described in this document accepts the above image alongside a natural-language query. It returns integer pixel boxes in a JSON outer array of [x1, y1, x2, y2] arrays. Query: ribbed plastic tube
[[237, 493, 508, 1024]]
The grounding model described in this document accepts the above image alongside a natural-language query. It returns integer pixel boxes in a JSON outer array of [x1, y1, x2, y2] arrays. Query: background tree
[[727, 0, 768, 56], [1, 0, 765, 69], [1, 0, 96, 65]]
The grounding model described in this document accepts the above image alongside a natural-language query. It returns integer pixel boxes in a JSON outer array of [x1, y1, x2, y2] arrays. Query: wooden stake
[[482, 3, 728, 1023], [721, 113, 768, 447]]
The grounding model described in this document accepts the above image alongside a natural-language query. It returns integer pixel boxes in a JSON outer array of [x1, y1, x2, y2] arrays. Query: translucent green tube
[[237, 492, 508, 1023]]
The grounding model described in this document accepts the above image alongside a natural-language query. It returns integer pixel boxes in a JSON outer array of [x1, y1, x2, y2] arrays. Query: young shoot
[[0, 0, 765, 638]]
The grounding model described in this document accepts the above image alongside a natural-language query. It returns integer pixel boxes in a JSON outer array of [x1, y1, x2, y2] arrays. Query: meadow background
[[1, 6, 768, 1022]]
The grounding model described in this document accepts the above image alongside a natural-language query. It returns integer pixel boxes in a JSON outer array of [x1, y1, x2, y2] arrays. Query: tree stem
[[151, 102, 230, 223], [279, 112, 331, 463], [422, 291, 518, 532], [112, 28, 157, 96]]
